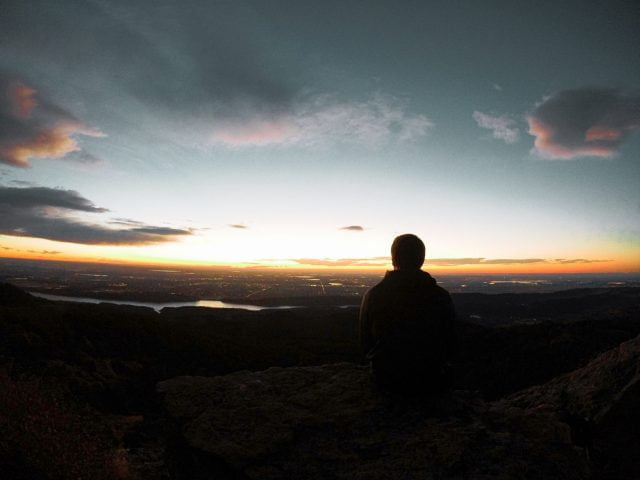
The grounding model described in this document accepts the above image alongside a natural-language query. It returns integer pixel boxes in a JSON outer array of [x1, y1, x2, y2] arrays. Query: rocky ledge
[[156, 336, 640, 480]]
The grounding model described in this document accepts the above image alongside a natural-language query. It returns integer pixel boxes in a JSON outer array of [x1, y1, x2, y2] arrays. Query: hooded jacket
[[359, 269, 456, 376]]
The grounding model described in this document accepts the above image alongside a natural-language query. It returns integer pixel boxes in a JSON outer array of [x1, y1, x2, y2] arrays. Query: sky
[[1, 0, 639, 273]]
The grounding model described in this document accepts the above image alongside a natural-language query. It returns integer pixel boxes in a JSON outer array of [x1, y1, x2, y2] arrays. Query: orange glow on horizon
[[1, 250, 638, 275]]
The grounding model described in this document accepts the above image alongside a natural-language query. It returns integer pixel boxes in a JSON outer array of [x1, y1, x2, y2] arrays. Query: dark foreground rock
[[159, 363, 590, 479], [3, 283, 639, 478], [502, 333, 640, 479], [160, 334, 640, 479]]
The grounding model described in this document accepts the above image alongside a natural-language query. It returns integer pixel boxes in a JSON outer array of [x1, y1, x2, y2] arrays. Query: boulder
[[159, 363, 589, 479], [501, 334, 640, 479]]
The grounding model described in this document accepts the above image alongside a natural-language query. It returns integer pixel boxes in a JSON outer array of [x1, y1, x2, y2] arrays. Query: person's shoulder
[[363, 274, 395, 304], [433, 284, 452, 297], [422, 273, 452, 301], [365, 279, 385, 298], [370, 271, 394, 290]]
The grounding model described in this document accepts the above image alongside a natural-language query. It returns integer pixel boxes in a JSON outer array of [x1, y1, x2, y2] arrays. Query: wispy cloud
[[1, 3, 435, 155], [0, 243, 61, 255], [528, 88, 640, 159], [229, 224, 249, 229], [428, 257, 611, 266], [473, 111, 520, 144], [428, 258, 546, 266], [554, 258, 612, 264], [108, 218, 145, 227], [1, 1, 295, 142], [0, 185, 192, 245], [0, 74, 105, 168], [292, 257, 390, 267], [290, 256, 612, 267], [210, 94, 433, 148], [9, 180, 37, 187], [339, 225, 364, 231]]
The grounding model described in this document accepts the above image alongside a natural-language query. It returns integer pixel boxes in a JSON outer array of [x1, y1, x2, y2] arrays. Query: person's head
[[391, 234, 425, 270]]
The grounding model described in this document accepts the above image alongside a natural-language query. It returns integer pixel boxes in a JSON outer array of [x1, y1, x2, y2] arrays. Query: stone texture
[[501, 334, 640, 479], [159, 363, 592, 479]]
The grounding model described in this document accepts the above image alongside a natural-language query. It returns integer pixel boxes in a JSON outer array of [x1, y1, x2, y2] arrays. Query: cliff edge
[[159, 335, 640, 479]]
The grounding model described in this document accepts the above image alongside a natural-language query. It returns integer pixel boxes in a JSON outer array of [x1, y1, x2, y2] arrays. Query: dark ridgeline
[[1, 281, 639, 478]]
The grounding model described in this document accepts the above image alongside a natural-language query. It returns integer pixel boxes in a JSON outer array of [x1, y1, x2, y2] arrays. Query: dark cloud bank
[[0, 186, 191, 245]]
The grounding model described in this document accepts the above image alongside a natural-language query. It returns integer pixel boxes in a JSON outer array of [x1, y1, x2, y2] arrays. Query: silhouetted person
[[360, 234, 456, 395]]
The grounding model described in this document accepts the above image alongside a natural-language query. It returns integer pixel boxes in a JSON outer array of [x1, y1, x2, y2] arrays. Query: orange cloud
[[212, 120, 294, 146], [585, 126, 622, 142], [528, 117, 616, 159], [1, 75, 105, 168], [9, 83, 38, 119], [527, 88, 639, 160], [2, 121, 104, 168]]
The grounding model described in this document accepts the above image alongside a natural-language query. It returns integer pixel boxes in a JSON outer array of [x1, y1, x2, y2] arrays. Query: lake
[[30, 292, 300, 313]]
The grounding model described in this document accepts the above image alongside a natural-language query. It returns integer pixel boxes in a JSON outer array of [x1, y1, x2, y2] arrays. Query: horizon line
[[1, 254, 638, 276]]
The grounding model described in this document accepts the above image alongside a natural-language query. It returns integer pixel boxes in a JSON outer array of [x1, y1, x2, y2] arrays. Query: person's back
[[360, 234, 456, 395]]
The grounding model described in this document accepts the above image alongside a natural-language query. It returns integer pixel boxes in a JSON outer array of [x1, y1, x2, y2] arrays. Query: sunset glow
[[0, 1, 638, 274]]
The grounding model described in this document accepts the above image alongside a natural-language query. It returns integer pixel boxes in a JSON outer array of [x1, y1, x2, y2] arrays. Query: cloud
[[473, 111, 520, 144], [0, 1, 295, 128], [210, 94, 433, 147], [427, 257, 610, 266], [292, 257, 391, 267], [9, 83, 37, 118], [290, 257, 612, 267], [0, 186, 107, 212], [1, 243, 60, 255], [1, 3, 434, 151], [0, 74, 105, 168], [527, 88, 640, 159], [479, 258, 546, 265], [229, 224, 248, 229], [9, 180, 37, 187], [427, 258, 485, 266], [0, 185, 191, 245], [340, 225, 364, 231], [492, 83, 503, 91], [554, 258, 612, 264], [108, 218, 145, 227]]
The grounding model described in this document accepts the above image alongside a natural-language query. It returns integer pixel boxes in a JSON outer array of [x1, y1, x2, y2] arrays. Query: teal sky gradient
[[0, 0, 638, 269]]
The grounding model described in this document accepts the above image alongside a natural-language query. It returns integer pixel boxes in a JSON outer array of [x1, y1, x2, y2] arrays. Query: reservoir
[[30, 292, 300, 313]]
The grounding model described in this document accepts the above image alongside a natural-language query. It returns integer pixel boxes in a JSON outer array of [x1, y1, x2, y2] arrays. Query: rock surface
[[3, 283, 639, 478], [501, 334, 640, 479], [159, 363, 592, 479]]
